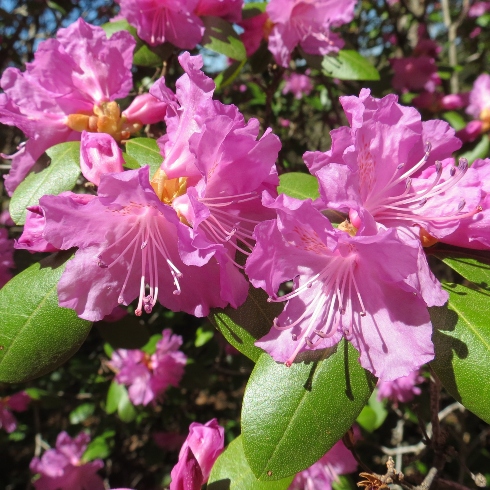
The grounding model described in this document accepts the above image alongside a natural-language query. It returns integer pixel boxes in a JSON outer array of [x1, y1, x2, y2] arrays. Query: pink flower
[[266, 0, 357, 67], [282, 72, 313, 99], [0, 228, 14, 287], [122, 93, 168, 125], [466, 74, 490, 123], [195, 0, 244, 23], [30, 432, 104, 490], [0, 19, 135, 194], [377, 369, 425, 406], [238, 12, 270, 57], [0, 391, 30, 433], [469, 1, 490, 17], [390, 56, 441, 93], [108, 329, 186, 406], [32, 166, 230, 321], [170, 419, 225, 488], [80, 131, 124, 186], [289, 437, 358, 490], [246, 196, 435, 381], [304, 89, 483, 305], [116, 0, 205, 48]]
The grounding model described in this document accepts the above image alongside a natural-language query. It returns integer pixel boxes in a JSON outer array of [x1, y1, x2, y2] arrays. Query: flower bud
[[123, 93, 168, 125]]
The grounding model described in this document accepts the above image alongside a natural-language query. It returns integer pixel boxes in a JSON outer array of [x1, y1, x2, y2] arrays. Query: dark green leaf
[[439, 248, 490, 287], [460, 135, 490, 165], [242, 342, 376, 480], [431, 282, 490, 424], [69, 403, 95, 425], [208, 436, 294, 490], [321, 50, 380, 81], [0, 252, 92, 383], [210, 286, 284, 363], [10, 142, 81, 225], [278, 173, 320, 200], [202, 16, 247, 61], [125, 137, 162, 177]]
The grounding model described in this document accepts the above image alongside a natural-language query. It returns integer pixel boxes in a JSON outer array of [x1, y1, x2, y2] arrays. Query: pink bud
[[170, 446, 203, 490], [80, 132, 124, 186], [440, 94, 465, 110], [456, 120, 484, 143], [7, 392, 31, 412], [123, 93, 168, 125]]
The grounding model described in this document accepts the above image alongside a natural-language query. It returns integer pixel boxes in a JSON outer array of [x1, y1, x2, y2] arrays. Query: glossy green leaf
[[202, 16, 246, 61], [102, 19, 137, 39], [208, 436, 294, 490], [278, 172, 320, 200], [210, 286, 284, 363], [356, 390, 387, 432], [321, 50, 380, 81], [440, 248, 490, 286], [460, 135, 490, 165], [242, 342, 376, 480], [105, 381, 136, 422], [69, 403, 95, 425], [431, 283, 490, 423], [125, 137, 162, 177], [10, 141, 81, 225], [0, 252, 92, 383]]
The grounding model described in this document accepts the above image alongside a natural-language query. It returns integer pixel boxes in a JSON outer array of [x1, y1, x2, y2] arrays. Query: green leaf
[[69, 403, 95, 425], [208, 436, 294, 490], [439, 248, 490, 286], [321, 50, 380, 81], [210, 286, 284, 363], [442, 111, 466, 131], [356, 390, 387, 432], [101, 19, 137, 39], [83, 430, 115, 462], [431, 283, 490, 424], [242, 342, 376, 480], [105, 381, 136, 422], [141, 334, 163, 355], [460, 135, 490, 165], [243, 2, 267, 14], [0, 252, 92, 383], [278, 173, 320, 200], [125, 137, 162, 177], [195, 325, 214, 347], [133, 44, 163, 67], [215, 59, 246, 90], [10, 141, 81, 225], [122, 151, 141, 169], [202, 16, 247, 61], [97, 315, 150, 350]]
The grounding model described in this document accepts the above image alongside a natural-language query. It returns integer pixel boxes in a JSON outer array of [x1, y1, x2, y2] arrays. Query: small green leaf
[[208, 436, 294, 489], [83, 430, 115, 462], [125, 137, 162, 177], [460, 135, 490, 165], [321, 50, 380, 81], [69, 403, 95, 425], [0, 252, 92, 383], [202, 16, 247, 61], [210, 286, 283, 363], [278, 173, 320, 200], [215, 59, 246, 90], [195, 325, 214, 347], [141, 334, 163, 355], [101, 19, 137, 39], [431, 283, 490, 424], [356, 390, 387, 432], [122, 152, 141, 169], [106, 381, 125, 415], [242, 342, 375, 480], [118, 389, 137, 422], [133, 44, 163, 67], [10, 142, 81, 225], [442, 111, 466, 131]]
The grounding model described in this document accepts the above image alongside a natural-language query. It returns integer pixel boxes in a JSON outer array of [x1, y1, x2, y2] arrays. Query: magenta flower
[[122, 93, 168, 125], [390, 56, 441, 93], [464, 74, 490, 141], [469, 1, 490, 17], [195, 0, 244, 23], [246, 196, 435, 381], [30, 432, 104, 490], [289, 437, 358, 490], [266, 0, 357, 67], [116, 0, 205, 48], [304, 89, 482, 305], [282, 72, 313, 99], [238, 12, 270, 57], [0, 19, 135, 194], [0, 228, 14, 288], [108, 329, 186, 406], [170, 418, 225, 488], [377, 369, 425, 406], [33, 166, 229, 321], [0, 391, 30, 433]]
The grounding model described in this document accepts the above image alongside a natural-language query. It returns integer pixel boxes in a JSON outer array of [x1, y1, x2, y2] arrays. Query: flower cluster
[[108, 329, 187, 406], [377, 369, 425, 406]]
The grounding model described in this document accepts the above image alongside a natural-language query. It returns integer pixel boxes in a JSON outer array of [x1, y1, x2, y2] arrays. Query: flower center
[[151, 168, 188, 206], [480, 107, 490, 132], [66, 101, 142, 142]]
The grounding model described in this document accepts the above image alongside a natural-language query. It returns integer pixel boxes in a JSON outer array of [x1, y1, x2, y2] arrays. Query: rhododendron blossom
[[0, 391, 30, 433], [170, 418, 224, 488], [459, 73, 490, 141], [282, 72, 313, 99], [0, 19, 136, 194], [30, 432, 104, 490], [116, 0, 205, 48], [377, 369, 425, 406], [195, 0, 244, 22], [246, 196, 435, 381], [108, 329, 187, 405], [266, 0, 357, 67], [289, 437, 358, 490]]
